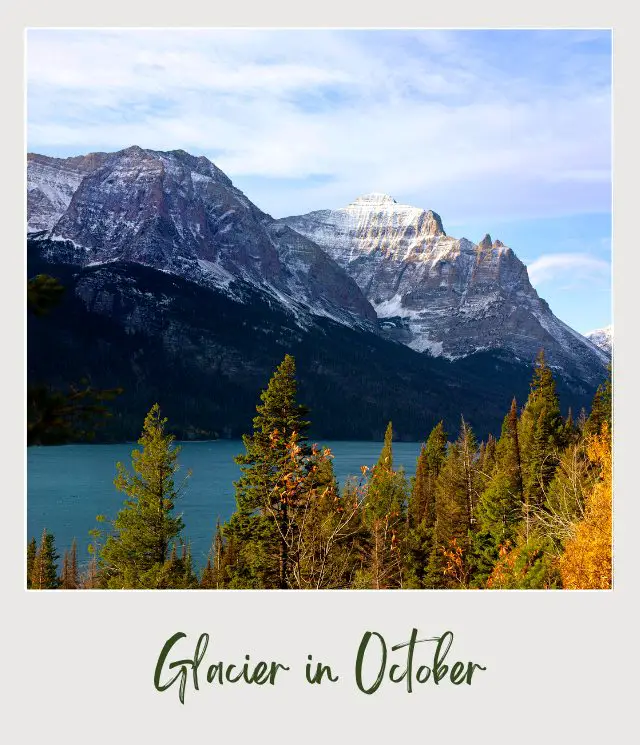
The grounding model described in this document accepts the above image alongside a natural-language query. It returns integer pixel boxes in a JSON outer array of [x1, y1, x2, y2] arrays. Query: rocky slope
[[28, 243, 597, 441], [280, 194, 608, 384], [27, 147, 376, 330], [585, 325, 613, 356], [27, 148, 608, 439]]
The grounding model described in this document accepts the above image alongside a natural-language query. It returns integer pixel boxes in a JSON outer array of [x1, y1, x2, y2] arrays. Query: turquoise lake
[[27, 440, 423, 570]]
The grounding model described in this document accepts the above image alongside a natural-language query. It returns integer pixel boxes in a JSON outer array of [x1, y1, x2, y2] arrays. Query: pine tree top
[[250, 354, 310, 439], [529, 350, 558, 399], [376, 421, 394, 470]]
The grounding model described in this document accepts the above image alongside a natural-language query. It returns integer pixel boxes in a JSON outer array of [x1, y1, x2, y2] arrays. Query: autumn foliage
[[559, 425, 612, 589], [27, 354, 613, 590]]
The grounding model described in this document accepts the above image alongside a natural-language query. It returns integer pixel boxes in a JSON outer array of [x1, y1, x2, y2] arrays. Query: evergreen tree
[[563, 408, 580, 446], [28, 381, 123, 446], [477, 434, 497, 488], [27, 273, 122, 447], [500, 398, 524, 501], [472, 399, 525, 585], [31, 529, 59, 589], [225, 355, 310, 589], [366, 422, 408, 522], [200, 520, 230, 589], [408, 422, 447, 527], [60, 539, 79, 589], [427, 419, 479, 588], [585, 367, 612, 437], [404, 421, 447, 588], [26, 537, 37, 589], [200, 557, 216, 589], [518, 351, 565, 515], [486, 531, 562, 589], [100, 404, 187, 589], [357, 422, 408, 588], [160, 542, 198, 589]]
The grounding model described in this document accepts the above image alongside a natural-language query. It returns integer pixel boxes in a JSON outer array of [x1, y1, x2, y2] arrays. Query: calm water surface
[[27, 440, 422, 569]]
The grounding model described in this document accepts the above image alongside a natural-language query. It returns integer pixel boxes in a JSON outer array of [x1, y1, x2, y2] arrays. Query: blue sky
[[27, 29, 611, 333]]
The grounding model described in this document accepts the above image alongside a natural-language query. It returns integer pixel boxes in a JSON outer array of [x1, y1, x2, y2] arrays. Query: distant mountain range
[[27, 147, 610, 441], [585, 325, 613, 355]]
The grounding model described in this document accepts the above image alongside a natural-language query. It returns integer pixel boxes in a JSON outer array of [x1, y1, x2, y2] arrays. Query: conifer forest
[[27, 351, 612, 591]]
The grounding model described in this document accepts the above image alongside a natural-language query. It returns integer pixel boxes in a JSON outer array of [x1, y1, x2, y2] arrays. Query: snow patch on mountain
[[407, 336, 445, 357], [585, 325, 612, 355], [27, 159, 85, 232]]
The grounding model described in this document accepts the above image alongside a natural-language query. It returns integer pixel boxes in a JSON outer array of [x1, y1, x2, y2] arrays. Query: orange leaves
[[559, 424, 612, 589], [486, 542, 520, 589], [498, 540, 512, 558], [440, 537, 471, 588]]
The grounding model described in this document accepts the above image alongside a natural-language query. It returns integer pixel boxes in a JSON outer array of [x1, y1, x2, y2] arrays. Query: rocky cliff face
[[280, 194, 608, 383], [27, 149, 608, 392], [29, 245, 598, 442], [27, 152, 111, 233], [27, 149, 608, 440], [27, 147, 376, 330]]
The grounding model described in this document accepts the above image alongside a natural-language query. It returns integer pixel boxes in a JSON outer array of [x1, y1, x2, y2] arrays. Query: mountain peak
[[478, 234, 508, 251], [479, 233, 493, 249], [349, 193, 398, 207], [119, 145, 146, 156]]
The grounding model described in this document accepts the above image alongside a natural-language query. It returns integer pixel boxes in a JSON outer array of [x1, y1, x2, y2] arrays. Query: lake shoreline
[[28, 440, 424, 570]]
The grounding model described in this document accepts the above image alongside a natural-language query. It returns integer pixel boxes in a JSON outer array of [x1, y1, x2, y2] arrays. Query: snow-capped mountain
[[585, 325, 612, 355], [27, 148, 609, 440], [27, 148, 608, 395], [280, 194, 608, 384], [27, 148, 376, 330]]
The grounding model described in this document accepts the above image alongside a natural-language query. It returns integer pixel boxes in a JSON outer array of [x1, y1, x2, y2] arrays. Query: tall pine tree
[[225, 355, 310, 589], [100, 404, 187, 589], [472, 399, 525, 585], [427, 418, 479, 588], [404, 421, 447, 588], [31, 529, 59, 589], [518, 351, 565, 517], [585, 366, 612, 437], [60, 538, 79, 589], [366, 422, 407, 521], [355, 423, 408, 588]]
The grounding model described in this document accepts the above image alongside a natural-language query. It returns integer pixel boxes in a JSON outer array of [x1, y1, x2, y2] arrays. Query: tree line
[[27, 351, 612, 590]]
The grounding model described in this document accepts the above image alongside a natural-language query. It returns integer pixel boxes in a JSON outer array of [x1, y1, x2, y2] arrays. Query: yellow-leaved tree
[[559, 424, 612, 589]]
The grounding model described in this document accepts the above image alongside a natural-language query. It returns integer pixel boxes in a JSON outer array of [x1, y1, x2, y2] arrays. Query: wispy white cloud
[[527, 253, 610, 286], [25, 29, 612, 331], [26, 29, 611, 221]]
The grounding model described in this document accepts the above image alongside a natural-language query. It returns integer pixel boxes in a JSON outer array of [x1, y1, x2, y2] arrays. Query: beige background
[[5, 2, 637, 742]]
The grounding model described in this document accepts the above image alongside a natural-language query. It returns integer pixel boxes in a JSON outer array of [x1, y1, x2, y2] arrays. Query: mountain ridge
[[279, 194, 607, 383], [26, 146, 608, 440], [28, 147, 377, 332]]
